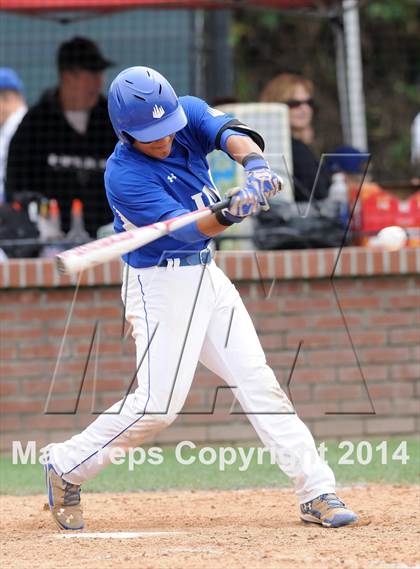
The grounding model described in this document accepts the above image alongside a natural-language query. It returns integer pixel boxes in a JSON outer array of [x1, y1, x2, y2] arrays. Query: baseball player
[[44, 66, 358, 531]]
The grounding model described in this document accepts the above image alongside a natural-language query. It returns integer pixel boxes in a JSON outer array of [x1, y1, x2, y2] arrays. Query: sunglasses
[[285, 98, 315, 109]]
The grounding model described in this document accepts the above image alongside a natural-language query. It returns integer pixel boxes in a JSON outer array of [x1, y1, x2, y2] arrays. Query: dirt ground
[[1, 484, 419, 569]]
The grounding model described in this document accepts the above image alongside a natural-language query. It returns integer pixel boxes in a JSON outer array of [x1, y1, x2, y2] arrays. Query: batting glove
[[243, 153, 282, 210], [215, 186, 260, 226]]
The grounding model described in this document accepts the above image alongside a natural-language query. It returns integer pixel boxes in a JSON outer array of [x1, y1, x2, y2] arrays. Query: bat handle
[[209, 196, 270, 214], [209, 197, 231, 213]]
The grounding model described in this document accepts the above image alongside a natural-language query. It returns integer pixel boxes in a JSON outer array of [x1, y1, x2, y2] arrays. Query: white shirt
[[64, 110, 89, 135], [0, 105, 27, 202]]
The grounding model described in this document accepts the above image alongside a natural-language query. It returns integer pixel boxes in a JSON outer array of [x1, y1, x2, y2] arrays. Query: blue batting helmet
[[108, 66, 187, 144]]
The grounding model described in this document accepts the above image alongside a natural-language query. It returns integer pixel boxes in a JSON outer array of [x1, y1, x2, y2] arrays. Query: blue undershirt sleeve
[[219, 128, 248, 155]]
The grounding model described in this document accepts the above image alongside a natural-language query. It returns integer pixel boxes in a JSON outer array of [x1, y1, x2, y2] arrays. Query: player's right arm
[[181, 97, 282, 235]]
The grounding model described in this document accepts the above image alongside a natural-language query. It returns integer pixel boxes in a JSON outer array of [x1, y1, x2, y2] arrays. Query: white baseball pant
[[50, 260, 336, 503]]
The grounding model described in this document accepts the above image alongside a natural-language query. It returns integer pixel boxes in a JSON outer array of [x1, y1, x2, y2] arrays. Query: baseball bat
[[55, 198, 231, 275]]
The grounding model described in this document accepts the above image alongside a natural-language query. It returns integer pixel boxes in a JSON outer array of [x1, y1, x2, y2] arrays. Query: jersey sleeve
[[180, 96, 265, 156], [180, 96, 234, 156]]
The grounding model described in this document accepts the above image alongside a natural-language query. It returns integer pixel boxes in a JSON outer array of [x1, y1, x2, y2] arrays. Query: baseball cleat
[[44, 462, 84, 530], [300, 493, 358, 528]]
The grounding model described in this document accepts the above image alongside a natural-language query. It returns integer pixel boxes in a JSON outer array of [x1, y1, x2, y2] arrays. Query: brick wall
[[0, 247, 419, 454]]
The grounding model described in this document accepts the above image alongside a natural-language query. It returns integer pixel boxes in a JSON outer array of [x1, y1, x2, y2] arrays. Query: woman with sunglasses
[[260, 73, 331, 202]]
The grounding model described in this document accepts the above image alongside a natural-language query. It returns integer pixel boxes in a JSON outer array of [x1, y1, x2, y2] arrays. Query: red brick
[[236, 282, 251, 296], [21, 414, 77, 431], [0, 381, 19, 397], [286, 332, 346, 348], [271, 281, 305, 295], [260, 334, 284, 350], [44, 397, 90, 414], [314, 384, 362, 401], [1, 290, 41, 304], [253, 252, 269, 277], [96, 289, 120, 301], [391, 399, 420, 415], [0, 400, 43, 413], [288, 385, 312, 402], [312, 418, 364, 437], [291, 252, 303, 277], [0, 346, 17, 358], [22, 379, 74, 396], [0, 434, 23, 453], [240, 254, 254, 279], [288, 367, 336, 384], [352, 331, 387, 346], [7, 262, 21, 288], [314, 315, 363, 329], [42, 261, 56, 287], [370, 399, 392, 414], [359, 277, 410, 290], [183, 390, 208, 409], [256, 315, 311, 332], [365, 417, 416, 435], [338, 296, 381, 309], [73, 342, 123, 356], [0, 310, 18, 321], [369, 383, 413, 399], [338, 365, 388, 382], [281, 298, 335, 312], [307, 281, 333, 292], [266, 351, 296, 367], [360, 347, 411, 364], [1, 362, 47, 378], [386, 295, 420, 309], [72, 306, 121, 319], [323, 249, 338, 277], [19, 344, 59, 359], [389, 328, 419, 345], [294, 402, 324, 418], [98, 360, 135, 374], [244, 300, 280, 313], [19, 307, 68, 321], [92, 378, 127, 393], [0, 415, 22, 431], [391, 363, 420, 381], [1, 328, 46, 340], [306, 349, 355, 365], [335, 398, 374, 413], [369, 313, 416, 327], [46, 289, 80, 302]]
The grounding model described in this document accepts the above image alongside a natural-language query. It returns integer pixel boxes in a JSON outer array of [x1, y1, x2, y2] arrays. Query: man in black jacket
[[6, 37, 116, 237]]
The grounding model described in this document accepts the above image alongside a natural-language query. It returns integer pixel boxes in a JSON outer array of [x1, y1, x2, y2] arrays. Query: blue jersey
[[105, 96, 234, 268]]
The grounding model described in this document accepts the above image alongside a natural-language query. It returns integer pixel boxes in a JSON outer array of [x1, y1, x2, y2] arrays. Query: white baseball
[[374, 226, 408, 251]]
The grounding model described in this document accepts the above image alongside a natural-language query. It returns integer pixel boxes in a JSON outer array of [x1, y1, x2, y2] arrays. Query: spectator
[[260, 73, 331, 202], [6, 37, 116, 236], [0, 68, 27, 203]]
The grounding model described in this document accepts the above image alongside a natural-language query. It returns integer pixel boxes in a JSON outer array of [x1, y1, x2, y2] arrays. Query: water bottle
[[66, 199, 90, 245], [329, 172, 350, 227]]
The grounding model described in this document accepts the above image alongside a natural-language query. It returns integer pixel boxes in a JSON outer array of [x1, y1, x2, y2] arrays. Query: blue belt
[[157, 248, 212, 268]]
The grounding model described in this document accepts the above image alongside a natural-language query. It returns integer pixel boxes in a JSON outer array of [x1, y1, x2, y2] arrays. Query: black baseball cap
[[57, 37, 114, 72]]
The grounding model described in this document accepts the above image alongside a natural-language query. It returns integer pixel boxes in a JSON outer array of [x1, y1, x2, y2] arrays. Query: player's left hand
[[243, 153, 282, 210]]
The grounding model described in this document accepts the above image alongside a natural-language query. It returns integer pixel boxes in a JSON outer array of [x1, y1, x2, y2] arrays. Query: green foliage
[[366, 0, 415, 22], [232, 3, 420, 179]]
